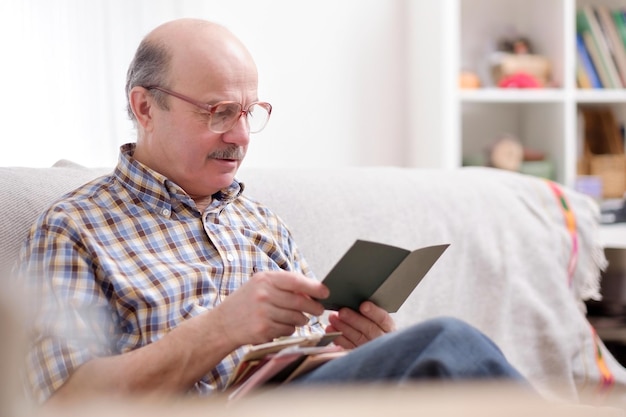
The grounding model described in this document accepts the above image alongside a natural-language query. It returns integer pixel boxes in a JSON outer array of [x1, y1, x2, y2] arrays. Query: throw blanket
[[388, 169, 626, 403]]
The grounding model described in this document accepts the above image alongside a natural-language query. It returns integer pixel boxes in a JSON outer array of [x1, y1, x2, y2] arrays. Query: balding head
[[124, 19, 261, 202], [125, 18, 257, 123]]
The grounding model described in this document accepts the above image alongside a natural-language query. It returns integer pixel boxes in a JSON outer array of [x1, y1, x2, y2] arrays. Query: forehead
[[168, 30, 258, 99]]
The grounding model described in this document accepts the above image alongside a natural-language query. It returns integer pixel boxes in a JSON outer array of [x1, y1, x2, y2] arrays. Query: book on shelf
[[595, 5, 626, 86], [581, 30, 611, 88], [577, 5, 623, 88], [576, 57, 592, 89], [576, 33, 602, 88], [613, 9, 626, 49]]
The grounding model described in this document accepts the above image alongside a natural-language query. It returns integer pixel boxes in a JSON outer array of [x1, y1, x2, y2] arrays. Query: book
[[582, 31, 611, 88], [578, 10, 610, 88], [225, 332, 340, 388], [576, 57, 592, 89], [613, 9, 626, 50], [577, 6, 622, 88], [596, 5, 626, 86], [282, 349, 347, 383], [576, 33, 602, 88], [226, 333, 347, 401], [318, 240, 449, 313]]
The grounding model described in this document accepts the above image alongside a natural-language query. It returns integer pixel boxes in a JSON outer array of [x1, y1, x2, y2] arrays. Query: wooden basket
[[578, 154, 626, 198], [580, 155, 626, 199], [578, 107, 626, 199]]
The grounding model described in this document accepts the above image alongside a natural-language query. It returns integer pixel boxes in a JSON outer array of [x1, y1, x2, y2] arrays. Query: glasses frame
[[143, 85, 272, 134]]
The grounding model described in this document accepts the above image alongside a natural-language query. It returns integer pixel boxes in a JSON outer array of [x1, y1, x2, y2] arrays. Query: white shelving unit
[[407, 0, 626, 190], [600, 223, 626, 248]]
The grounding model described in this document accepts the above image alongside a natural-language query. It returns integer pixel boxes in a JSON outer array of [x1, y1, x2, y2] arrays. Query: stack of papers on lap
[[226, 333, 345, 401]]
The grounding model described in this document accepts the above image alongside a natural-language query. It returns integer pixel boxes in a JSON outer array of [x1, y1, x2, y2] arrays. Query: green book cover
[[319, 240, 449, 313], [612, 9, 626, 49]]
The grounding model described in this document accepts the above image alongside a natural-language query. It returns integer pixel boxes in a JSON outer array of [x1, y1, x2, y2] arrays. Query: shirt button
[[226, 253, 234, 262], [161, 208, 171, 216]]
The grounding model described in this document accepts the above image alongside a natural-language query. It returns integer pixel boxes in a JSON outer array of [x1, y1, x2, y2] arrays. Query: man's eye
[[214, 107, 238, 120]]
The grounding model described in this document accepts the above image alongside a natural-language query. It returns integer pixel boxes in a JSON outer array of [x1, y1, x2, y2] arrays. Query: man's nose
[[222, 114, 250, 146]]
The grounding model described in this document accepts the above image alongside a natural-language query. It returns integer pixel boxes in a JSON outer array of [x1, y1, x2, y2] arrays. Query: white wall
[[0, 0, 415, 169]]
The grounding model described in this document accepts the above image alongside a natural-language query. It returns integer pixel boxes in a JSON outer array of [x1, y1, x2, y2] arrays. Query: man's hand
[[212, 270, 329, 348], [325, 301, 396, 349]]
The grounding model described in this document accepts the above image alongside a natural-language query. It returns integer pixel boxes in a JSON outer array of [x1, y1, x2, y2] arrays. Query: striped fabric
[[545, 179, 614, 391], [16, 143, 323, 403]]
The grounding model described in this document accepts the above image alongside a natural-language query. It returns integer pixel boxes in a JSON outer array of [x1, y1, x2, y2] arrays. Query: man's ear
[[129, 87, 154, 131]]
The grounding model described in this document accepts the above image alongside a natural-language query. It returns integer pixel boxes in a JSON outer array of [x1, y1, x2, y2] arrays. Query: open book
[[319, 240, 450, 312], [226, 240, 448, 400]]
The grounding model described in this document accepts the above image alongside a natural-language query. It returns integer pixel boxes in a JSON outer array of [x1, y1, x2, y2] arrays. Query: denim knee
[[401, 316, 523, 380]]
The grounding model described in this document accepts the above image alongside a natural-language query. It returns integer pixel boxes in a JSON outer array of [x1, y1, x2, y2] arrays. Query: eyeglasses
[[144, 86, 272, 134]]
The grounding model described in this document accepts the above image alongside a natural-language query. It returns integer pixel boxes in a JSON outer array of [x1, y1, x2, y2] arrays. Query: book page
[[370, 244, 449, 312]]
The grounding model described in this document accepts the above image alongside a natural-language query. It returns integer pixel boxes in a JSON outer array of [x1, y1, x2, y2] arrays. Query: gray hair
[[125, 39, 171, 123]]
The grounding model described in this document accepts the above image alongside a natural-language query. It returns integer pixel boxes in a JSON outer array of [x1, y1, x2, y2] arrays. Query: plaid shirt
[[17, 143, 322, 403]]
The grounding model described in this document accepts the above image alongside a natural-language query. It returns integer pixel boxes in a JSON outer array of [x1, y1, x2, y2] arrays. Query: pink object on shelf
[[498, 72, 542, 88]]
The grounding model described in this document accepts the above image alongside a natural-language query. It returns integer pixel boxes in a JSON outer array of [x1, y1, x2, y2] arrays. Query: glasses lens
[[209, 103, 242, 133], [246, 103, 271, 133], [208, 102, 271, 133]]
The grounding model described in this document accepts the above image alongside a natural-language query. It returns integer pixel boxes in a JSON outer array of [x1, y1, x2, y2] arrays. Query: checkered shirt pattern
[[16, 143, 323, 403]]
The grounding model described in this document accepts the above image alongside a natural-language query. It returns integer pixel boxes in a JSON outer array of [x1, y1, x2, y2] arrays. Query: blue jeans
[[291, 317, 526, 385]]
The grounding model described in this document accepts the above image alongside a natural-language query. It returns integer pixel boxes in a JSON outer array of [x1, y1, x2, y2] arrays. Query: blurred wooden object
[[578, 107, 626, 199], [492, 54, 552, 87]]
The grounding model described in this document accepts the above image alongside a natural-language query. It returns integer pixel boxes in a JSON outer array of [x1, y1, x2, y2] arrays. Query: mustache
[[208, 146, 245, 160]]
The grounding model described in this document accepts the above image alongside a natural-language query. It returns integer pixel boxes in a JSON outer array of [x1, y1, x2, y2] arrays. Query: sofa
[[1, 160, 626, 413]]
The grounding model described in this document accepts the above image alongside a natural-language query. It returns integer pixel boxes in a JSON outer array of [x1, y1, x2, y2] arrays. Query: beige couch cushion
[[0, 161, 110, 272]]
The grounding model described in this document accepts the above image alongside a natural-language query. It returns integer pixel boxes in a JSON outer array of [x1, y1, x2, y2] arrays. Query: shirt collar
[[115, 143, 244, 214]]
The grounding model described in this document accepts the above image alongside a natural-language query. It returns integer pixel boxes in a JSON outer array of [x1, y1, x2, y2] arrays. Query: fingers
[[214, 301, 298, 347], [267, 271, 330, 300], [358, 301, 396, 333], [325, 316, 358, 350], [326, 301, 396, 349], [249, 271, 328, 317], [212, 270, 329, 347]]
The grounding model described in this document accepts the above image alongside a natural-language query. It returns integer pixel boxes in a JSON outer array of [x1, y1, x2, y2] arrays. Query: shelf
[[575, 90, 626, 103], [588, 316, 626, 343], [459, 89, 566, 103], [407, 0, 626, 188], [600, 223, 626, 248], [459, 89, 626, 104]]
